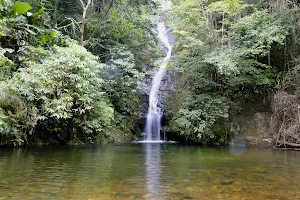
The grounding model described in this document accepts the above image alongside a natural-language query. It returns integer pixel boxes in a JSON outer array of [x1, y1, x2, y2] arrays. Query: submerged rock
[[229, 138, 248, 147], [220, 180, 234, 185], [229, 139, 248, 156]]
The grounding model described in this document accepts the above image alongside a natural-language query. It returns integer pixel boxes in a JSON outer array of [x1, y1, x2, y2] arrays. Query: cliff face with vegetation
[[0, 0, 299, 147], [164, 0, 300, 146]]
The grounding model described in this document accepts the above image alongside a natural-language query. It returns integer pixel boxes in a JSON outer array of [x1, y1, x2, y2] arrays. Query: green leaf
[[37, 8, 44, 15], [40, 31, 57, 44], [12, 2, 32, 15]]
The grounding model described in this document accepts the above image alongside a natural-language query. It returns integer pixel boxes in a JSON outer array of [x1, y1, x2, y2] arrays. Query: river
[[0, 144, 300, 199]]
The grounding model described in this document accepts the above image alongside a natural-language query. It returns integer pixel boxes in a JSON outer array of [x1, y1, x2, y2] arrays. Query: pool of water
[[0, 144, 300, 199]]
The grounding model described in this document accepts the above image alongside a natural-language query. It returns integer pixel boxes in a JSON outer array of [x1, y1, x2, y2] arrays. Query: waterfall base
[[132, 140, 178, 144]]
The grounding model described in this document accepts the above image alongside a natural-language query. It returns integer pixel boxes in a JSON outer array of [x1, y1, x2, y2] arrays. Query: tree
[[165, 0, 298, 144], [79, 0, 91, 46]]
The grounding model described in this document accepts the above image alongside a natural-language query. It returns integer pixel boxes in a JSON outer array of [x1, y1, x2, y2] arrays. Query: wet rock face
[[229, 94, 273, 147], [230, 112, 272, 146]]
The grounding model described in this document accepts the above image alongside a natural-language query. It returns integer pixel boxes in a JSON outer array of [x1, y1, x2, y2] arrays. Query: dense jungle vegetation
[[0, 0, 156, 145], [0, 0, 299, 146], [165, 0, 300, 146]]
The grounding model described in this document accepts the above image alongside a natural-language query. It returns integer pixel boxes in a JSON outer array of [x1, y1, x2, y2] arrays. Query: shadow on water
[[229, 145, 249, 156]]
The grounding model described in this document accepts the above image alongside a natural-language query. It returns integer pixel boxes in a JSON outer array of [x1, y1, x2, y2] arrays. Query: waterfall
[[144, 1, 173, 141]]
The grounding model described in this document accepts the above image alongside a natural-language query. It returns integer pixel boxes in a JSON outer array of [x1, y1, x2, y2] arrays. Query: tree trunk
[[53, 0, 59, 25], [79, 0, 92, 46]]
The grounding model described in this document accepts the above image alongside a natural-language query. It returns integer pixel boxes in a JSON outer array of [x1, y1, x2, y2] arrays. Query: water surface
[[0, 144, 300, 199]]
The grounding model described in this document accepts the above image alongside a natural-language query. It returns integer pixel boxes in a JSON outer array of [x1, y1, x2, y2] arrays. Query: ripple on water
[[0, 145, 300, 199]]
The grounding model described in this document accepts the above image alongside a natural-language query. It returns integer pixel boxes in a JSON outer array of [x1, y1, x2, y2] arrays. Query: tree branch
[[79, 0, 85, 8], [79, 0, 92, 46]]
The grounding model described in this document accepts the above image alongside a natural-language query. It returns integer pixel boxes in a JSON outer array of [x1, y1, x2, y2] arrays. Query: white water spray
[[145, 2, 173, 141]]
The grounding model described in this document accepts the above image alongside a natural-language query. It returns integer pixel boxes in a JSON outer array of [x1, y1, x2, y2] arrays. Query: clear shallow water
[[0, 144, 300, 200]]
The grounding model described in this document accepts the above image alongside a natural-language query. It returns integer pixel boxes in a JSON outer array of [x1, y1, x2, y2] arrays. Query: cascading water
[[144, 2, 173, 142]]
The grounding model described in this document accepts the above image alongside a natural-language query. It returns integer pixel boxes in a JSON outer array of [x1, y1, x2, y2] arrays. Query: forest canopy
[[0, 0, 155, 145], [0, 0, 299, 146], [165, 0, 300, 145]]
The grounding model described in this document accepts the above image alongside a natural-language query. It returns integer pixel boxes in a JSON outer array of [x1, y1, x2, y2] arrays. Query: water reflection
[[229, 145, 248, 156], [1, 145, 300, 199], [144, 143, 163, 199]]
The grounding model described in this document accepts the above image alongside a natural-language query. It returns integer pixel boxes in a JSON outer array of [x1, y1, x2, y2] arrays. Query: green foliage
[[68, 0, 156, 141], [100, 48, 144, 140], [166, 0, 297, 144], [0, 110, 8, 133], [0, 0, 298, 146], [231, 10, 290, 55], [0, 47, 14, 76], [55, 1, 156, 142], [170, 94, 229, 143], [208, 0, 248, 20], [40, 30, 56, 44], [84, 4, 156, 65], [0, 0, 157, 145], [11, 2, 32, 15], [0, 41, 114, 145], [104, 48, 143, 114]]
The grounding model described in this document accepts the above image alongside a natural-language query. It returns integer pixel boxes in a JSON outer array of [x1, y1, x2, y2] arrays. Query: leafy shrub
[[0, 41, 114, 145]]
